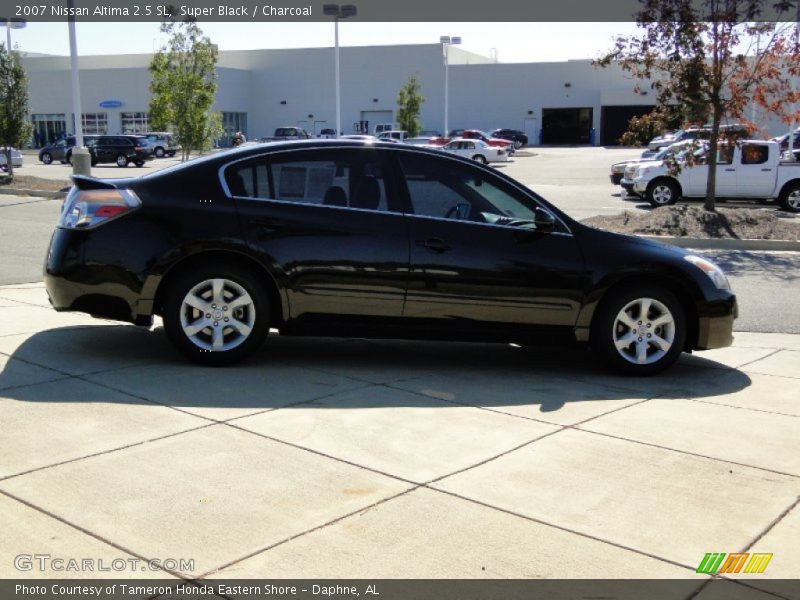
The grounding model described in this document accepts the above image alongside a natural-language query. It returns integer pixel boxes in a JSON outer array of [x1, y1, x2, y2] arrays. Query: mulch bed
[[583, 205, 799, 241], [0, 174, 71, 193]]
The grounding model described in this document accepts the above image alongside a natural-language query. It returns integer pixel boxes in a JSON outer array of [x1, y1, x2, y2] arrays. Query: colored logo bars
[[696, 553, 773, 574]]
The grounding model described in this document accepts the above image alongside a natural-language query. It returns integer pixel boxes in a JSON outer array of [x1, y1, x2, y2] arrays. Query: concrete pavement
[[0, 282, 798, 590]]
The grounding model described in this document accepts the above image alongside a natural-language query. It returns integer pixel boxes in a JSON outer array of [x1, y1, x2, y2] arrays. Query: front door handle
[[417, 238, 451, 253], [761, 168, 772, 172], [725, 168, 736, 172]]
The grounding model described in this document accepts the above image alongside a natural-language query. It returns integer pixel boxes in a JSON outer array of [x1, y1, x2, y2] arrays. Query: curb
[[0, 187, 66, 199], [640, 235, 800, 252]]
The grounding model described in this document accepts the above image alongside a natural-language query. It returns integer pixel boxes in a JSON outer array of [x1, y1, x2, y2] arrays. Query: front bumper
[[620, 179, 638, 196], [695, 295, 737, 350], [632, 178, 649, 194], [610, 173, 624, 185]]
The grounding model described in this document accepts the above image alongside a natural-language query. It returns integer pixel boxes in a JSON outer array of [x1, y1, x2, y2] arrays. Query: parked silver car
[[0, 147, 23, 169]]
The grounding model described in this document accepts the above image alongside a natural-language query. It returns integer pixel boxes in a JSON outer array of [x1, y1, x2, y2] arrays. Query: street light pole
[[2, 18, 26, 52], [67, 0, 90, 175], [440, 35, 461, 136], [323, 4, 357, 138]]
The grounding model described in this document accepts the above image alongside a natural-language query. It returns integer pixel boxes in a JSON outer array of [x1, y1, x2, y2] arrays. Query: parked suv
[[71, 135, 154, 167], [142, 132, 178, 158]]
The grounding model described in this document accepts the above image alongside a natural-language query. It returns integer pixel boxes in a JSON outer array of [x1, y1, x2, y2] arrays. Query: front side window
[[398, 154, 544, 228], [224, 149, 395, 213]]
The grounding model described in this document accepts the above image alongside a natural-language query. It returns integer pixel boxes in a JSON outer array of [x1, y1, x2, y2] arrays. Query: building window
[[121, 112, 149, 134], [31, 114, 67, 147], [220, 112, 248, 147], [82, 113, 108, 135]]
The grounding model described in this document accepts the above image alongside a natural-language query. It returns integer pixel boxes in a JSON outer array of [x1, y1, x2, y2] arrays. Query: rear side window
[[741, 144, 769, 165], [224, 149, 396, 213]]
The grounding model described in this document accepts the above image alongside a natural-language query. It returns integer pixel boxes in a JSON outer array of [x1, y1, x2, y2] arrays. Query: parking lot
[[0, 146, 798, 593]]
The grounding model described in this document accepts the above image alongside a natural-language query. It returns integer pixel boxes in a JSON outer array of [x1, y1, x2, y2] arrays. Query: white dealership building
[[20, 43, 788, 147]]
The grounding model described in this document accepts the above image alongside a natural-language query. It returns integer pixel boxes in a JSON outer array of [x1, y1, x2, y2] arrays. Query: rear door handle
[[725, 168, 735, 172], [250, 217, 288, 232], [417, 238, 451, 253], [761, 168, 772, 172]]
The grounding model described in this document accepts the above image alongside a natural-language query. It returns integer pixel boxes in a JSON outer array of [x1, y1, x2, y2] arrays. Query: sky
[[8, 21, 643, 63]]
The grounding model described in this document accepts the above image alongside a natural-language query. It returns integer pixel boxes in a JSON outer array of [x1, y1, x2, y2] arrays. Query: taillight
[[59, 188, 141, 229]]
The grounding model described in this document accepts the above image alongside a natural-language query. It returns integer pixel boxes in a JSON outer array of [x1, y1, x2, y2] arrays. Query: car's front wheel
[[513, 140, 523, 149], [591, 285, 686, 376], [646, 179, 680, 207], [41, 152, 53, 165], [163, 263, 271, 366], [154, 147, 165, 158]]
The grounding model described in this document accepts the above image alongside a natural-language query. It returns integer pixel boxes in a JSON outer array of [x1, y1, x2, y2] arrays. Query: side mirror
[[534, 207, 556, 233]]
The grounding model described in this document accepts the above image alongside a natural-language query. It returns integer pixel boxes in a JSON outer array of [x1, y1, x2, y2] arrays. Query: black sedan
[[491, 129, 528, 149], [45, 140, 736, 375]]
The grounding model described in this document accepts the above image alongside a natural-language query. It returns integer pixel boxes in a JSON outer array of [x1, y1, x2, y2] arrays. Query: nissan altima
[[44, 140, 736, 375]]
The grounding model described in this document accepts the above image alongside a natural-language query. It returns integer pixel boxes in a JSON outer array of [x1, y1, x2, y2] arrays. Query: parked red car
[[428, 129, 516, 153]]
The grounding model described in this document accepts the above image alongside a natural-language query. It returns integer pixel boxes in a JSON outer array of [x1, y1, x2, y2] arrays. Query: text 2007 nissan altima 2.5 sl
[[44, 140, 737, 375]]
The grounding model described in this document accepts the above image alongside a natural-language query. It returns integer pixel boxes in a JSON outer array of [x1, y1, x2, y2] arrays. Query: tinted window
[[398, 154, 540, 226], [225, 149, 395, 213]]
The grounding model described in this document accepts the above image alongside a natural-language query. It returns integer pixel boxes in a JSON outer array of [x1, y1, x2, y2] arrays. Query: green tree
[[149, 19, 220, 161], [598, 0, 800, 211], [0, 42, 32, 180], [396, 74, 425, 137]]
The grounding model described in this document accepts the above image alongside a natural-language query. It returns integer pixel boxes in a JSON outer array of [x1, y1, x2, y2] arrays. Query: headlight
[[684, 255, 731, 290]]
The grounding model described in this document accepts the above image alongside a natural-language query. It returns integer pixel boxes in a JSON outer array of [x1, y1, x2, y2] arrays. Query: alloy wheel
[[612, 297, 676, 365], [179, 278, 256, 352]]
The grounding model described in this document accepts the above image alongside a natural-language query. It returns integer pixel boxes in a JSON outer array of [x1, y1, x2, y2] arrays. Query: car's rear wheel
[[65, 153, 72, 165], [41, 152, 52, 165], [116, 154, 129, 167], [591, 285, 686, 376], [472, 154, 487, 164], [155, 147, 165, 158], [646, 179, 679, 207], [779, 182, 800, 213], [134, 160, 145, 167], [163, 263, 270, 366]]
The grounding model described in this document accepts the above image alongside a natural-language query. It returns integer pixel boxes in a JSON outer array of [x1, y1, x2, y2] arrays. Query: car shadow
[[0, 325, 752, 413]]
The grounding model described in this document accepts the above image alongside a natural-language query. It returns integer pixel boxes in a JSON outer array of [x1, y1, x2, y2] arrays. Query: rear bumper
[[44, 228, 145, 324]]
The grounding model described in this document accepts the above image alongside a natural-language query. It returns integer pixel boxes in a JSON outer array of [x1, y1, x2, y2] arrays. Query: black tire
[[167, 151, 176, 157], [155, 147, 165, 158], [513, 140, 523, 150], [65, 152, 72, 165], [41, 152, 53, 165], [116, 154, 129, 167], [590, 285, 686, 376], [162, 262, 271, 366], [778, 182, 800, 213], [646, 179, 680, 207], [134, 161, 145, 167], [472, 154, 488, 164]]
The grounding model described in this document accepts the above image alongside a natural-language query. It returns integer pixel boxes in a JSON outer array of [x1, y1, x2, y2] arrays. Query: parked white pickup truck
[[628, 140, 800, 211]]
